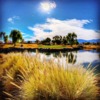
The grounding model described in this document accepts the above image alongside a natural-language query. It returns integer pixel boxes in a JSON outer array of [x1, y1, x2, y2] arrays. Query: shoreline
[[0, 44, 100, 53], [0, 46, 99, 53]]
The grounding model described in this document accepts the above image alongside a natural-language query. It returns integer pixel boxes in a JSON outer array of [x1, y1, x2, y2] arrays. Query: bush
[[0, 52, 99, 100]]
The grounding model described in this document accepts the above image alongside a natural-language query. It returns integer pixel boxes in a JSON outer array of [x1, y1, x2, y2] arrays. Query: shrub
[[0, 52, 99, 100]]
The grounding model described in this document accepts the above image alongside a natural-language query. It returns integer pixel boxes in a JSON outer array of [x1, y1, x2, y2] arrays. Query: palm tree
[[9, 30, 23, 46]]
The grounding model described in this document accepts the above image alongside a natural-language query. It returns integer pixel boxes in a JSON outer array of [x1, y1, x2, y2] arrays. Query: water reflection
[[32, 50, 100, 72], [44, 51, 77, 64], [65, 52, 77, 64]]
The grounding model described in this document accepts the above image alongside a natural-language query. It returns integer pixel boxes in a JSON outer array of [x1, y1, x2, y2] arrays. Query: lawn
[[38, 45, 67, 49]]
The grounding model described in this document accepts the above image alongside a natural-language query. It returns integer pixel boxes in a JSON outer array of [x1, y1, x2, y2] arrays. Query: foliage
[[27, 41, 32, 44], [52, 35, 62, 45], [41, 37, 51, 45], [0, 32, 6, 42], [62, 36, 67, 45], [66, 32, 77, 45], [39, 33, 78, 45], [9, 30, 23, 45], [35, 39, 40, 44], [4, 35, 8, 43], [0, 52, 99, 100]]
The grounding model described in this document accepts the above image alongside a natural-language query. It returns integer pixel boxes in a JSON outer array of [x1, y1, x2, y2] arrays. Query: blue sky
[[0, 0, 100, 41]]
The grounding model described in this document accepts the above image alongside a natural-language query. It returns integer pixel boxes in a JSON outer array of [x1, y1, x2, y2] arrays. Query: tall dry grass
[[0, 52, 99, 100]]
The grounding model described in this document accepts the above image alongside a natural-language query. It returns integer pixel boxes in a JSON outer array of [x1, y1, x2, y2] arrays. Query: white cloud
[[28, 18, 100, 40], [8, 16, 20, 24], [23, 34, 32, 38], [40, 1, 56, 13], [21, 32, 33, 41], [8, 18, 13, 24]]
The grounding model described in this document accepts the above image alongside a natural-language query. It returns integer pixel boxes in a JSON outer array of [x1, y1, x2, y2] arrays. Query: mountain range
[[78, 39, 100, 43]]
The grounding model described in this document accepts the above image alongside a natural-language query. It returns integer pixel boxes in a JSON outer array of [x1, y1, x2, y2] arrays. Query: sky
[[0, 0, 100, 41]]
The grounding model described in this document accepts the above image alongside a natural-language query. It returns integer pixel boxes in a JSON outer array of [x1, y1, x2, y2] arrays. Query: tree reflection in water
[[67, 52, 77, 64], [44, 51, 77, 64]]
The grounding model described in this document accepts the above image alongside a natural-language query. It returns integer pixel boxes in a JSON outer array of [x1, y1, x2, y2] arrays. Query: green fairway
[[38, 45, 67, 49]]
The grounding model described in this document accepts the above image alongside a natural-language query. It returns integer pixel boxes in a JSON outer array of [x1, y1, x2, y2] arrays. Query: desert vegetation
[[0, 52, 99, 100]]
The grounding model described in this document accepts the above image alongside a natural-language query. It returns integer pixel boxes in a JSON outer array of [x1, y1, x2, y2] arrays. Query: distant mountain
[[78, 39, 100, 43]]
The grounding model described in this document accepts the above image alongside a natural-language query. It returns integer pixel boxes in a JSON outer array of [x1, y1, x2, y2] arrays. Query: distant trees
[[41, 37, 51, 45], [62, 36, 67, 45], [0, 30, 23, 44], [50, 33, 78, 45], [66, 32, 77, 45], [9, 30, 23, 46], [52, 36, 62, 45], [34, 33, 79, 45], [0, 30, 99, 46], [27, 41, 32, 44], [38, 32, 79, 45], [0, 30, 79, 45], [4, 35, 8, 43], [35, 39, 40, 44], [0, 32, 6, 42]]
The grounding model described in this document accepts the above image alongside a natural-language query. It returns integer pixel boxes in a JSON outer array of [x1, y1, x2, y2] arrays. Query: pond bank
[[0, 47, 83, 53], [0, 45, 100, 53]]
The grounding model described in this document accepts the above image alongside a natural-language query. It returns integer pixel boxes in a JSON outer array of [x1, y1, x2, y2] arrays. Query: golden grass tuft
[[0, 52, 99, 100]]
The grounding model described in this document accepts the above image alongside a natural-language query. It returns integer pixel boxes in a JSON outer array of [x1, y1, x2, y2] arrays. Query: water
[[32, 50, 100, 73]]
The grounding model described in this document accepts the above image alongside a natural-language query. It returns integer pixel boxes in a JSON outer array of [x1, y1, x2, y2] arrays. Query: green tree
[[45, 37, 51, 45], [9, 30, 23, 46], [0, 32, 6, 42], [66, 33, 77, 45], [72, 32, 77, 44], [35, 39, 40, 44], [52, 35, 62, 45], [4, 35, 8, 43], [62, 36, 67, 45], [66, 33, 72, 45], [41, 37, 51, 45]]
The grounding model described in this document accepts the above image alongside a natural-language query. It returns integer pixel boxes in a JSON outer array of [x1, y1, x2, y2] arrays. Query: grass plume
[[0, 52, 99, 100]]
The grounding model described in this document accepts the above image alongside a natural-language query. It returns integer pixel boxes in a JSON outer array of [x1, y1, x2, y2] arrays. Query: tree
[[45, 37, 51, 45], [66, 33, 72, 45], [9, 30, 23, 46], [35, 39, 40, 44], [52, 35, 62, 45], [0, 32, 6, 42], [62, 36, 67, 45], [41, 37, 51, 45], [4, 35, 8, 43], [72, 32, 77, 44], [66, 33, 77, 45]]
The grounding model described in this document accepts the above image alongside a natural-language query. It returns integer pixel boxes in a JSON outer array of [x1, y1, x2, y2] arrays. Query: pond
[[32, 50, 100, 73]]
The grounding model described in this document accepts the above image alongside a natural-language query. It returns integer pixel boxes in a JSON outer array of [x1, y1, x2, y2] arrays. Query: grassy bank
[[0, 43, 100, 50], [0, 52, 99, 100], [38, 45, 67, 49], [0, 43, 38, 48]]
